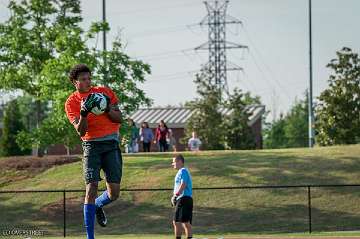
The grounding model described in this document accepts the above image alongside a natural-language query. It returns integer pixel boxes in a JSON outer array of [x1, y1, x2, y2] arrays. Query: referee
[[171, 154, 193, 239]]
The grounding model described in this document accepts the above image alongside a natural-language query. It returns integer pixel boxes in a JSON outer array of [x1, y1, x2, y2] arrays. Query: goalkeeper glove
[[80, 93, 96, 117]]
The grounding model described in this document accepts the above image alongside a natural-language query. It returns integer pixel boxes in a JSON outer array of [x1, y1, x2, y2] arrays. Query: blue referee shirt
[[174, 167, 192, 199]]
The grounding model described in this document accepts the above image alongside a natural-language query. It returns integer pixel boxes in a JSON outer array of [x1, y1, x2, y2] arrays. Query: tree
[[0, 0, 87, 155], [23, 37, 152, 154], [224, 88, 256, 149], [264, 92, 309, 149], [0, 1, 152, 154], [13, 94, 48, 132], [263, 114, 287, 149], [185, 70, 225, 150], [243, 91, 262, 105], [0, 99, 30, 156], [184, 70, 261, 150], [316, 47, 360, 145], [283, 93, 309, 147]]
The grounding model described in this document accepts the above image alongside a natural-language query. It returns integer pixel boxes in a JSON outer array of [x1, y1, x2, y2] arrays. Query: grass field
[[6, 231, 360, 239], [37, 232, 360, 239], [1, 145, 360, 237]]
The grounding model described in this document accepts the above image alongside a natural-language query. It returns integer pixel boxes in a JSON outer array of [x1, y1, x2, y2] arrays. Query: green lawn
[[29, 231, 360, 239], [1, 145, 360, 237]]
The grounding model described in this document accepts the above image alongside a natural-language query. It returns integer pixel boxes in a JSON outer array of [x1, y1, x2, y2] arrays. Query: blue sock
[[84, 204, 96, 239], [95, 190, 112, 208]]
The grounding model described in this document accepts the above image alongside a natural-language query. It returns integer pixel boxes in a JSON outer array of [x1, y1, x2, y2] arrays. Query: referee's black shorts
[[174, 196, 193, 223]]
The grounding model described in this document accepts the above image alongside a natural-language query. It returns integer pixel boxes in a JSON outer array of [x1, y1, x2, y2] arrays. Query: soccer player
[[171, 154, 193, 239], [65, 64, 122, 239]]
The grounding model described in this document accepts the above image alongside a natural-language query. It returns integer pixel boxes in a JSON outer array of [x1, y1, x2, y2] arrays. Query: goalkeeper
[[65, 64, 122, 239], [171, 154, 193, 239]]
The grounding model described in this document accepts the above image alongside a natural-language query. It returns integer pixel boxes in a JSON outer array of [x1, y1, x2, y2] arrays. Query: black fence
[[1, 184, 360, 237]]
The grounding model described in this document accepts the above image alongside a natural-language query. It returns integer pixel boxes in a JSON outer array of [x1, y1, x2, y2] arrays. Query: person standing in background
[[188, 131, 202, 152], [140, 121, 153, 152], [168, 129, 177, 152], [154, 120, 169, 152], [127, 118, 139, 153]]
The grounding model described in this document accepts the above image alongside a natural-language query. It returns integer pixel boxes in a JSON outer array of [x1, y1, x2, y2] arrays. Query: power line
[[241, 25, 293, 102], [127, 25, 190, 39], [133, 48, 194, 60], [186, 23, 207, 36], [145, 71, 198, 83], [247, 50, 276, 90], [131, 48, 210, 66], [233, 70, 258, 93], [108, 1, 202, 16], [150, 69, 199, 80], [183, 50, 207, 65], [146, 75, 192, 83]]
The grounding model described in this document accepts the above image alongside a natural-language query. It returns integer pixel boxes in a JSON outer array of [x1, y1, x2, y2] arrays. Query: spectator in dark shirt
[[154, 120, 169, 152]]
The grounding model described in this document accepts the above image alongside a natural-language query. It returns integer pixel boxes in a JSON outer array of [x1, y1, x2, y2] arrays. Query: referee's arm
[[175, 182, 186, 196]]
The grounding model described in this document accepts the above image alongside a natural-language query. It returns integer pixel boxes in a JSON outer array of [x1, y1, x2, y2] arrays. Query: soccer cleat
[[95, 207, 107, 227]]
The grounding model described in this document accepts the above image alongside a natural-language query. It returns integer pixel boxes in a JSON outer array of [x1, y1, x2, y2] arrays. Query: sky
[[1, 0, 360, 121]]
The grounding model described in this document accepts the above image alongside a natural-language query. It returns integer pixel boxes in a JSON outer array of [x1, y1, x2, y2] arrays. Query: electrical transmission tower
[[195, 0, 247, 95]]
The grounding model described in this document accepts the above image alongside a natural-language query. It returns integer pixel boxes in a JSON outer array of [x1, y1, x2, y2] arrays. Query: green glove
[[80, 93, 97, 117]]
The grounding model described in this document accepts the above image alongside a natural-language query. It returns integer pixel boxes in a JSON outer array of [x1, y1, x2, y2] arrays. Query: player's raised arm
[[72, 93, 98, 136]]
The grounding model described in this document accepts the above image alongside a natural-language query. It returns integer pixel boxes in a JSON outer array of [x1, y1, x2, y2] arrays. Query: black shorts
[[174, 196, 193, 223], [82, 140, 123, 184]]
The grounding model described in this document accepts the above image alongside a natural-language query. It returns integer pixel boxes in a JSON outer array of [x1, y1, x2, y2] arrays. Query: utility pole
[[102, 0, 108, 84], [195, 0, 247, 96], [308, 0, 315, 147], [102, 0, 107, 52]]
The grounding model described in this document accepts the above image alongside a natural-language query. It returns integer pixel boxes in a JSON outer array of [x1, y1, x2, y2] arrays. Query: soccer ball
[[91, 93, 107, 115]]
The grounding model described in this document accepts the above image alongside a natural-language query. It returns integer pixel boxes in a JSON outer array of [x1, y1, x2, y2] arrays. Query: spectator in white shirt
[[188, 131, 202, 151]]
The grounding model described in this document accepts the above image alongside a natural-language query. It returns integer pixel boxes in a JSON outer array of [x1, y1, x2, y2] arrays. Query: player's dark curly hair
[[69, 64, 91, 83], [174, 154, 185, 164]]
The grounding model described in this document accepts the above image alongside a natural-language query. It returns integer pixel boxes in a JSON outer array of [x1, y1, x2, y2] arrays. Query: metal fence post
[[307, 186, 312, 233], [63, 190, 66, 237]]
